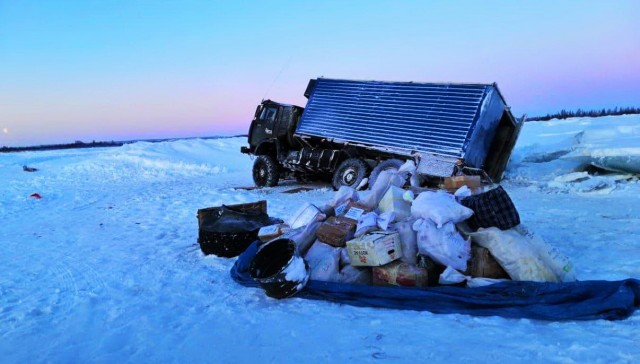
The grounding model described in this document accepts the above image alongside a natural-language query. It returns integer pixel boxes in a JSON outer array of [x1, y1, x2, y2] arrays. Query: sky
[[1, 1, 639, 147]]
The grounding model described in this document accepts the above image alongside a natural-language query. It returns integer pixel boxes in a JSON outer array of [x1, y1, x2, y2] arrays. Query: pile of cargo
[[249, 165, 577, 297]]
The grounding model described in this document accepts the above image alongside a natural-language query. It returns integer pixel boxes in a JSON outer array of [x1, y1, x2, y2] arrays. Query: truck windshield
[[260, 107, 277, 122]]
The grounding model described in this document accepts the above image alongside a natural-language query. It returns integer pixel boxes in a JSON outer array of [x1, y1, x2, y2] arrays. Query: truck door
[[250, 104, 278, 146]]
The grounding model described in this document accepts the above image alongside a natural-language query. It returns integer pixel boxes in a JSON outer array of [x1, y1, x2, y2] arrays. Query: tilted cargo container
[[241, 78, 523, 189]]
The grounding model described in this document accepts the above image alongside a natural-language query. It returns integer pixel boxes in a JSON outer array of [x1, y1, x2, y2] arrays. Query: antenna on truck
[[262, 55, 292, 101]]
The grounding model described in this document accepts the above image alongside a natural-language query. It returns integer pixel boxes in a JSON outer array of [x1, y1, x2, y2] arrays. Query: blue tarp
[[231, 241, 640, 321]]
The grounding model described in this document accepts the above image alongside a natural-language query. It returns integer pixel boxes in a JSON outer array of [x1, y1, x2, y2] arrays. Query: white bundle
[[411, 190, 474, 228], [469, 225, 576, 283], [413, 218, 471, 271], [304, 240, 342, 282]]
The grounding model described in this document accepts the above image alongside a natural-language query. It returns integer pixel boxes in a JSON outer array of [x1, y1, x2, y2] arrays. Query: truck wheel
[[332, 158, 370, 191], [253, 155, 279, 187], [369, 159, 404, 187]]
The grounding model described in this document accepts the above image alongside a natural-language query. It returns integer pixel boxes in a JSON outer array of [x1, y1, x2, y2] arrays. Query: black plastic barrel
[[249, 239, 310, 299]]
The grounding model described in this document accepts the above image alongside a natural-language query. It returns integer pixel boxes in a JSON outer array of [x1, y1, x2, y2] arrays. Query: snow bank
[[506, 114, 640, 193]]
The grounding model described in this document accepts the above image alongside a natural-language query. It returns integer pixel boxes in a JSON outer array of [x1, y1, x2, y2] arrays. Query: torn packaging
[[373, 261, 429, 287], [258, 223, 290, 242], [444, 175, 481, 191]]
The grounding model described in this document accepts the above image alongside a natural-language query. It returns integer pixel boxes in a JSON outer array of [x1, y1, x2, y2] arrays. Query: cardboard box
[[372, 261, 429, 287], [378, 186, 411, 220], [464, 245, 510, 279], [346, 231, 402, 267], [258, 223, 290, 242], [444, 175, 481, 191], [316, 216, 357, 247]]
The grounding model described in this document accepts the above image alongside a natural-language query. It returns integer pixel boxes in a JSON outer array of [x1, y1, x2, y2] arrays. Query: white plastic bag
[[288, 203, 326, 229], [337, 265, 371, 285], [413, 218, 470, 271], [355, 212, 378, 237], [377, 211, 395, 230], [361, 170, 405, 208], [331, 186, 359, 208], [304, 240, 341, 282], [454, 185, 472, 200], [339, 247, 351, 268], [469, 225, 576, 282], [283, 220, 322, 256], [409, 174, 422, 188], [411, 191, 474, 228], [439, 266, 506, 287], [438, 266, 467, 285], [390, 219, 418, 265], [354, 211, 396, 237], [398, 159, 417, 174]]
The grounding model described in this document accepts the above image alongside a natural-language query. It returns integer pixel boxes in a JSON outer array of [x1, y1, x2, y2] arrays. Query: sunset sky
[[1, 1, 639, 147]]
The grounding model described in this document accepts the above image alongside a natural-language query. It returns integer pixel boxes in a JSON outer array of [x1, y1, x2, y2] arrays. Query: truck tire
[[369, 159, 404, 187], [332, 158, 370, 191], [253, 155, 279, 187]]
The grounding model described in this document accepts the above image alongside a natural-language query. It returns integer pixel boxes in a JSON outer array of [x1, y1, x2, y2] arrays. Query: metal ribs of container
[[296, 79, 491, 158]]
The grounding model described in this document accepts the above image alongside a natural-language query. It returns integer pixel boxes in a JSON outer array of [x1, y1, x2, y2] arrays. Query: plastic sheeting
[[230, 241, 640, 321]]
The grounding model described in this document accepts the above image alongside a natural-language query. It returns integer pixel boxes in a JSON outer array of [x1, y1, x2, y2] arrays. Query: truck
[[241, 78, 523, 190]]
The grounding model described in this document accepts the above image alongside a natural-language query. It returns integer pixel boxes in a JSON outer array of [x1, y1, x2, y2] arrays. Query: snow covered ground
[[1, 116, 639, 363]]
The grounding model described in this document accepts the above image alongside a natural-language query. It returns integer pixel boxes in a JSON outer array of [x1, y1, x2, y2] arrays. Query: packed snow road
[[1, 117, 639, 363]]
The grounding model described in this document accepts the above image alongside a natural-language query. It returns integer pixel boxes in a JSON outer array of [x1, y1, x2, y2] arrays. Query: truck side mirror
[[254, 105, 262, 118]]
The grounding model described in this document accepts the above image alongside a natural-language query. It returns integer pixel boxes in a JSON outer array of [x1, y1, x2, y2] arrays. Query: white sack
[[469, 225, 576, 282], [390, 219, 418, 265], [454, 185, 472, 200], [331, 186, 359, 207], [361, 170, 405, 209], [439, 266, 506, 287], [288, 203, 326, 229], [411, 191, 474, 228], [413, 218, 470, 271], [409, 174, 422, 188], [355, 212, 378, 237], [398, 160, 417, 174], [284, 221, 322, 256], [377, 211, 395, 230], [339, 247, 351, 268], [438, 266, 467, 285], [337, 265, 371, 285], [304, 240, 341, 282], [355, 211, 396, 237]]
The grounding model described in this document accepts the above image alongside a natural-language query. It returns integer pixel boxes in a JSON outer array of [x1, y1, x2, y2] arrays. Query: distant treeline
[[1, 140, 124, 153], [1, 135, 248, 153], [528, 106, 640, 122]]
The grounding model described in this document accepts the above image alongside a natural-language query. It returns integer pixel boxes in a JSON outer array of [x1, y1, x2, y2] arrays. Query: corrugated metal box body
[[296, 78, 516, 172]]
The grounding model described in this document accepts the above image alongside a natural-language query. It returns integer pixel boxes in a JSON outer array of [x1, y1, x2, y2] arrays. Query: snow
[[1, 116, 640, 362], [283, 256, 308, 283]]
